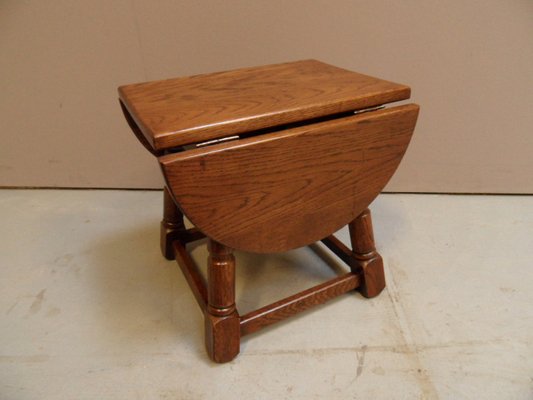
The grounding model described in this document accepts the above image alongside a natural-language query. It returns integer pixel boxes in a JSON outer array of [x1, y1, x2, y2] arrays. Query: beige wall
[[2, 0, 532, 192]]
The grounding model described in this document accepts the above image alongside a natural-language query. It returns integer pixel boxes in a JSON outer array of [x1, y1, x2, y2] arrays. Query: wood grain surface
[[204, 239, 240, 363], [160, 104, 419, 253], [239, 272, 360, 336], [118, 59, 410, 150], [349, 208, 386, 298]]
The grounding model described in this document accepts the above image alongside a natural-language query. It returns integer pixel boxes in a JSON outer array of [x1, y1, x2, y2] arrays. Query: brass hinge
[[193, 135, 240, 148], [353, 105, 385, 115]]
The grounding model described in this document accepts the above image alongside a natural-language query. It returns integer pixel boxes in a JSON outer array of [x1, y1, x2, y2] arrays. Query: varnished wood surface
[[173, 241, 207, 311], [322, 209, 385, 298], [119, 100, 159, 155], [160, 186, 185, 259], [205, 239, 240, 362], [349, 209, 385, 298], [321, 235, 354, 266], [171, 231, 369, 362], [206, 240, 236, 317], [239, 272, 360, 337], [160, 104, 419, 253], [118, 59, 411, 150], [119, 61, 415, 362]]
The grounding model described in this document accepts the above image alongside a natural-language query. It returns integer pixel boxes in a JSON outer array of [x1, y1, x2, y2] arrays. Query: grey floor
[[0, 190, 532, 400]]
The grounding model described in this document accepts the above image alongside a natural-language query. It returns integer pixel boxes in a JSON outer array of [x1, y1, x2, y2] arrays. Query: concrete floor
[[0, 190, 532, 399]]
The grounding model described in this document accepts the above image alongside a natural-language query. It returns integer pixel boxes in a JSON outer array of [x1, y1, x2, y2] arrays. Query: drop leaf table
[[118, 60, 419, 363]]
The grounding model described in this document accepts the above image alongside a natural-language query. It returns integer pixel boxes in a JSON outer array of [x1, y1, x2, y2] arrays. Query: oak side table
[[118, 60, 419, 363]]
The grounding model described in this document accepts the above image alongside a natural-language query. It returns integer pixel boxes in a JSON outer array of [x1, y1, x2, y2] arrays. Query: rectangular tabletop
[[118, 59, 410, 150]]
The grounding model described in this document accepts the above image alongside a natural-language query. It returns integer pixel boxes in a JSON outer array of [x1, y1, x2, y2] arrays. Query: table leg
[[205, 240, 240, 363], [349, 208, 386, 298], [160, 186, 185, 260]]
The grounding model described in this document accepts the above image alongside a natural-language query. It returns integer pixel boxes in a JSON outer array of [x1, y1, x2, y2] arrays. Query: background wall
[[1, 0, 532, 192]]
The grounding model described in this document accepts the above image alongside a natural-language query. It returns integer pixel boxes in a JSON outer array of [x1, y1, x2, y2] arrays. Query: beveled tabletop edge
[[118, 97, 156, 150]]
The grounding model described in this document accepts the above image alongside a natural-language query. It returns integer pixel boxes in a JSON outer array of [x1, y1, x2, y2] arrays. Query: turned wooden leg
[[160, 186, 185, 260], [349, 208, 386, 298], [205, 240, 240, 363]]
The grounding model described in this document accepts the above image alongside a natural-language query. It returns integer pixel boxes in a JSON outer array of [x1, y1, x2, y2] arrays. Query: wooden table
[[119, 60, 419, 362]]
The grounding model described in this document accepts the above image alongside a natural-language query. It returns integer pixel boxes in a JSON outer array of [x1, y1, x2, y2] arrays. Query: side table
[[119, 60, 419, 362]]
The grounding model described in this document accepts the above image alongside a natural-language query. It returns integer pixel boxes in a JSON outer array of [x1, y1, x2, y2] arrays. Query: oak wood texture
[[160, 186, 185, 260], [321, 235, 354, 266], [160, 104, 419, 253], [119, 100, 159, 155], [349, 208, 385, 298], [206, 241, 236, 317], [168, 211, 382, 363], [239, 272, 360, 336], [173, 241, 207, 311], [205, 240, 240, 362], [118, 59, 411, 150], [119, 60, 420, 363], [320, 209, 385, 298]]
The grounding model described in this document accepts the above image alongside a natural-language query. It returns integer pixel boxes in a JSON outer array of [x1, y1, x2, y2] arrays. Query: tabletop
[[118, 59, 410, 150]]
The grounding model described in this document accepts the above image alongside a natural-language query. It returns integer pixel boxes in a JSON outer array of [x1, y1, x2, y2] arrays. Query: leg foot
[[205, 312, 240, 363], [349, 208, 386, 298], [205, 240, 240, 363], [160, 186, 185, 260]]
